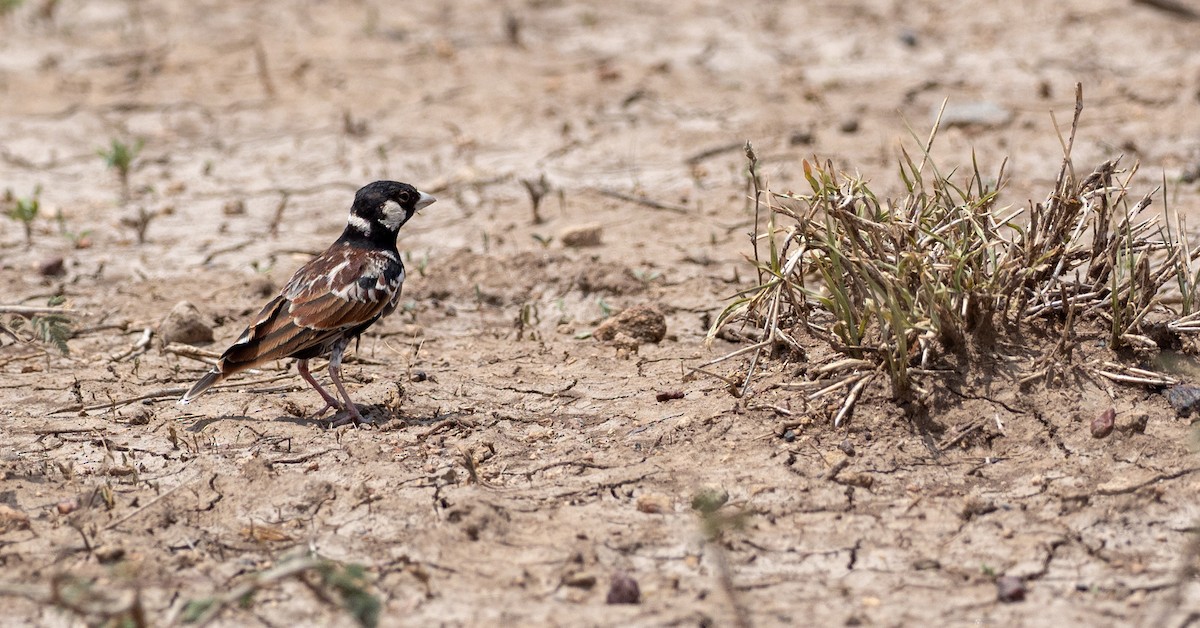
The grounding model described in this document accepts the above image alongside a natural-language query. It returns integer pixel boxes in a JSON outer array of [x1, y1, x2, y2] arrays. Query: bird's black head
[[342, 180, 436, 247]]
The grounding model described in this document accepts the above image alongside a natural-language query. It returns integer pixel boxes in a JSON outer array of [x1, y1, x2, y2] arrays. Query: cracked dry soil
[[2, 0, 1200, 626]]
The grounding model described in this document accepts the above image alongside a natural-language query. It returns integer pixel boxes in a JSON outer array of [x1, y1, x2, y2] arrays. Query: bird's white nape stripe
[[347, 214, 372, 234], [381, 199, 406, 230]]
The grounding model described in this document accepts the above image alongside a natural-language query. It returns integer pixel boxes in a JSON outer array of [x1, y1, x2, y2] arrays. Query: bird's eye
[[398, 191, 412, 204]]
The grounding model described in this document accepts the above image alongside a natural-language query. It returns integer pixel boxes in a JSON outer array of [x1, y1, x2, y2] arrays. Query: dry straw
[[703, 85, 1200, 424]]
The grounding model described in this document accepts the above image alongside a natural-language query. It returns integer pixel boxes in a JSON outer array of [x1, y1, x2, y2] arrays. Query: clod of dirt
[[562, 572, 597, 589], [93, 545, 126, 564], [635, 492, 672, 514], [55, 499, 77, 516], [610, 331, 640, 358], [222, 199, 246, 215], [960, 497, 997, 521], [574, 265, 645, 295], [158, 300, 213, 346], [1164, 384, 1200, 417], [0, 504, 30, 533], [655, 390, 685, 402], [606, 572, 641, 605], [996, 576, 1026, 603], [560, 223, 603, 248], [1091, 408, 1115, 439], [38, 256, 65, 277], [941, 101, 1012, 128], [593, 305, 666, 344], [1119, 413, 1149, 435]]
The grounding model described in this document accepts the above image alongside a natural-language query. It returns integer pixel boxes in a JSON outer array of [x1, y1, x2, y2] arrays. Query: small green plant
[[405, 250, 431, 277], [98, 138, 143, 200], [0, 0, 24, 15], [631, 268, 662, 284], [1, 296, 71, 355], [4, 186, 40, 246], [181, 554, 379, 627], [54, 208, 92, 248], [516, 301, 540, 340]]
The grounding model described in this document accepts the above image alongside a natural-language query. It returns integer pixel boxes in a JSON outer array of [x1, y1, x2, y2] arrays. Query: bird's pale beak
[[415, 191, 436, 211]]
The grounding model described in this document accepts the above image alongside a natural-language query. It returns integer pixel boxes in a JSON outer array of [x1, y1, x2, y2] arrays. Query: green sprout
[[5, 186, 40, 246]]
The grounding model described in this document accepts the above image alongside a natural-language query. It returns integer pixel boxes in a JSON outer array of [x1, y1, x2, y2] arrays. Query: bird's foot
[[308, 400, 343, 419], [324, 404, 371, 428]]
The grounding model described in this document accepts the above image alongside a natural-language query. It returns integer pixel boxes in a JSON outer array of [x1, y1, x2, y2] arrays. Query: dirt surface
[[3, 0, 1200, 626]]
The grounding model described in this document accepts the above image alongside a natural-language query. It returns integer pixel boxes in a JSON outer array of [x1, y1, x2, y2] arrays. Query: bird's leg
[[326, 338, 368, 426], [297, 359, 342, 418]]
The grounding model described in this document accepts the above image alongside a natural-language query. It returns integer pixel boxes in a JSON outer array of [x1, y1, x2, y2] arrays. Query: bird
[[180, 180, 436, 426]]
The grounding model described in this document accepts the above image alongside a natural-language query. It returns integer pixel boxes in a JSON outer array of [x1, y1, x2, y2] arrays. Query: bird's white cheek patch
[[381, 200, 406, 230], [347, 214, 372, 234]]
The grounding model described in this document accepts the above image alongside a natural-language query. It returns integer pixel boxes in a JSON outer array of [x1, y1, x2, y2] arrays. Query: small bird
[[180, 180, 436, 426]]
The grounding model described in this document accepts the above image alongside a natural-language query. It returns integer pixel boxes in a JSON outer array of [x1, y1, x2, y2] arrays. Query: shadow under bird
[[180, 180, 436, 426]]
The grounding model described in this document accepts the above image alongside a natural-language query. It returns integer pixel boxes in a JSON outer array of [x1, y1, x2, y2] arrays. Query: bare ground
[[2, 0, 1200, 626]]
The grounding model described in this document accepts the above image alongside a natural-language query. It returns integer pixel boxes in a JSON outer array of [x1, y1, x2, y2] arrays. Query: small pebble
[[593, 305, 667, 344], [789, 130, 813, 146], [940, 101, 1012, 128], [560, 223, 603, 248], [159, 301, 213, 346], [996, 576, 1026, 603], [782, 429, 796, 442], [1091, 408, 1115, 439], [38, 256, 66, 277], [635, 493, 671, 514], [839, 118, 860, 134], [1165, 384, 1200, 417], [606, 572, 641, 604]]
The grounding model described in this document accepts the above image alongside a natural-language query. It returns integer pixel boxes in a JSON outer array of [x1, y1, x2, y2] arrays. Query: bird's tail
[[179, 370, 224, 404]]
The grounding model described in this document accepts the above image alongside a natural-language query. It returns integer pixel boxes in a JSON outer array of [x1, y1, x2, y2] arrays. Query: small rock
[[1165, 384, 1200, 417], [38, 256, 66, 277], [560, 223, 603, 248], [789, 130, 814, 146], [1119, 413, 1149, 435], [655, 390, 685, 402], [94, 545, 126, 564], [606, 572, 641, 605], [940, 101, 1012, 128], [996, 576, 1026, 603], [158, 301, 213, 346], [1091, 408, 1115, 439], [610, 331, 640, 358], [562, 572, 597, 589], [56, 498, 78, 516], [839, 440, 856, 456], [839, 118, 860, 134], [782, 429, 796, 442], [222, 199, 246, 215], [898, 29, 918, 47], [0, 504, 30, 533], [636, 493, 671, 514], [593, 305, 667, 344]]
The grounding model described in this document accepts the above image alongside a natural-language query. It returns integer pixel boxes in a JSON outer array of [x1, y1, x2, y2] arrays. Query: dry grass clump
[[705, 89, 1198, 419]]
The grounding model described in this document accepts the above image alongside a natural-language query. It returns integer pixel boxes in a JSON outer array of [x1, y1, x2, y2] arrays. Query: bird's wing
[[216, 246, 403, 372]]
